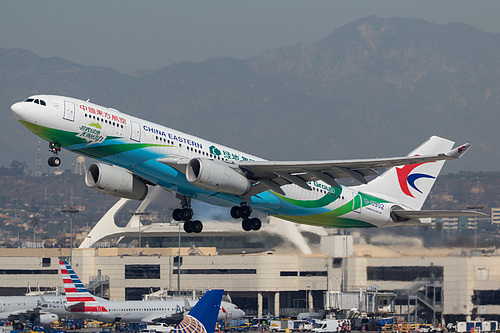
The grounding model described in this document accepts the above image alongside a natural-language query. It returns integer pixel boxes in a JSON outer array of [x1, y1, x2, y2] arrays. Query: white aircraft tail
[[59, 260, 106, 313], [354, 136, 454, 210]]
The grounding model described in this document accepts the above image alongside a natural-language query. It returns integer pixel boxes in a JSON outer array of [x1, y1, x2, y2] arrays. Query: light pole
[[467, 205, 484, 250], [61, 208, 80, 265], [130, 212, 150, 248], [178, 221, 181, 296]]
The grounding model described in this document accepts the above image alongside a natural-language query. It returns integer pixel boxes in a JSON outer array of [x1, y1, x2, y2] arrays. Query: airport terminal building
[[1, 236, 500, 324]]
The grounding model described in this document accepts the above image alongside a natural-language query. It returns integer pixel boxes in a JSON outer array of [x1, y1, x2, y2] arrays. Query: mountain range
[[1, 15, 499, 173]]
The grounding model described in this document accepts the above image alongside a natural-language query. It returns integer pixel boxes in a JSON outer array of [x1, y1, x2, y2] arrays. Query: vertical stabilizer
[[59, 260, 105, 313], [173, 289, 223, 333], [354, 136, 454, 210]]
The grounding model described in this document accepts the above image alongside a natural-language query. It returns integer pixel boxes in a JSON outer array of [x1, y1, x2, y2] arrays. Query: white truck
[[312, 320, 350, 333], [141, 323, 174, 333]]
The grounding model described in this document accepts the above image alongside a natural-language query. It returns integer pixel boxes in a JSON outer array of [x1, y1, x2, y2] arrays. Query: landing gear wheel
[[172, 209, 183, 221], [180, 208, 193, 221], [238, 206, 251, 218], [191, 220, 203, 233], [48, 156, 61, 167], [184, 221, 193, 233], [230, 206, 240, 219], [249, 218, 262, 231], [242, 218, 252, 231]]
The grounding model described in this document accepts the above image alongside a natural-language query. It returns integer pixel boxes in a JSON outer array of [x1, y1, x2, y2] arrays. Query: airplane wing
[[141, 311, 185, 324], [236, 142, 471, 195], [158, 141, 470, 196]]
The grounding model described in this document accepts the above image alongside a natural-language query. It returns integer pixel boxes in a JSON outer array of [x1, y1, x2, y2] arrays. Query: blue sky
[[2, 1, 499, 73]]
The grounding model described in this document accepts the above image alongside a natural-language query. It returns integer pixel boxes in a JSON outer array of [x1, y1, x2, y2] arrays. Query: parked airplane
[[11, 95, 485, 233], [59, 260, 242, 323], [171, 288, 223, 333], [0, 294, 63, 325]]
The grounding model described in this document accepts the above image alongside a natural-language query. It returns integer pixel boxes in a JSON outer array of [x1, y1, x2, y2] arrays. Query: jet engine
[[38, 313, 59, 324], [186, 158, 251, 196], [85, 163, 148, 200]]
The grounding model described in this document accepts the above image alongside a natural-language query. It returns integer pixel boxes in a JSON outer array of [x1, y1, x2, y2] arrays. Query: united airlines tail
[[172, 289, 223, 333], [355, 136, 458, 210]]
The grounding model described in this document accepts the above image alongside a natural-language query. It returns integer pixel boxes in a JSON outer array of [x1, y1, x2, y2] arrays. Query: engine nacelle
[[38, 313, 59, 324], [186, 158, 251, 196], [85, 163, 148, 200]]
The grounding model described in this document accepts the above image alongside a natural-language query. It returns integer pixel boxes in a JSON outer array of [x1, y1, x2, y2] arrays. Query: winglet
[[444, 143, 471, 158]]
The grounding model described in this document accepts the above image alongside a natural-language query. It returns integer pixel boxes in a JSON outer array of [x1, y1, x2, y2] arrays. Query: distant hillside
[[1, 16, 500, 172]]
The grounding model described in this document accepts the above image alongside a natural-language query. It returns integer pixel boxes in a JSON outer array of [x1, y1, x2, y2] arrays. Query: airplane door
[[63, 101, 75, 122], [130, 121, 141, 142], [352, 193, 362, 213]]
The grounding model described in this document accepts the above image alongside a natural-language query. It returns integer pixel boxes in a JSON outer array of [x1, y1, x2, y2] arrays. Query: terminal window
[[173, 268, 256, 274], [126, 287, 160, 301], [473, 290, 500, 305], [299, 271, 328, 277], [125, 264, 160, 279], [0, 269, 58, 275], [367, 266, 443, 281], [42, 258, 51, 267]]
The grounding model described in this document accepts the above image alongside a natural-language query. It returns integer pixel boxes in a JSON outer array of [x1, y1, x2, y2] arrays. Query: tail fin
[[59, 260, 105, 313], [354, 136, 454, 210], [173, 289, 223, 333]]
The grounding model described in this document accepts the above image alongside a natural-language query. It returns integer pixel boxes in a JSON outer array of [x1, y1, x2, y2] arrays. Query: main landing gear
[[172, 195, 203, 233], [47, 142, 61, 167], [231, 204, 262, 231]]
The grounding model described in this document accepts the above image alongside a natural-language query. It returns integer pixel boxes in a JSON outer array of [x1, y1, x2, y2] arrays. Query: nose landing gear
[[47, 142, 61, 167]]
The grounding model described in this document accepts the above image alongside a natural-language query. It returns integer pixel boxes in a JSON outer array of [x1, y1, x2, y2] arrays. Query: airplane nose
[[11, 102, 23, 118]]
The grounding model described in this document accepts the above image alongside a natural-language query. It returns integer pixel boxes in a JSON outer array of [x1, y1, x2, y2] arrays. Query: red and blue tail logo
[[59, 260, 107, 313], [396, 161, 435, 198]]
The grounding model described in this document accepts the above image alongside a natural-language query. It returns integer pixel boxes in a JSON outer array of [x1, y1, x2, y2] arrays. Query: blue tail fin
[[173, 289, 224, 333]]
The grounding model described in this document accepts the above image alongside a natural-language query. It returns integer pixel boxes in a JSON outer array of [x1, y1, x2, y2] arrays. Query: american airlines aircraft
[[0, 294, 62, 325], [11, 95, 485, 233], [59, 260, 243, 323]]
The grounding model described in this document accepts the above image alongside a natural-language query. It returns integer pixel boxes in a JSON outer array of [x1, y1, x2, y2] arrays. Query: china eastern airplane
[[11, 95, 485, 233], [59, 260, 235, 324]]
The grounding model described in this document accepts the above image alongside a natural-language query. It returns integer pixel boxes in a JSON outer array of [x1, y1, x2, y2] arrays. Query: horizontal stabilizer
[[392, 209, 488, 219], [66, 302, 85, 312]]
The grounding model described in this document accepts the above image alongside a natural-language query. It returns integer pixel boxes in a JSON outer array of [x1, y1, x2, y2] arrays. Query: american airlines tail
[[59, 260, 107, 313], [173, 289, 223, 333], [355, 136, 455, 210]]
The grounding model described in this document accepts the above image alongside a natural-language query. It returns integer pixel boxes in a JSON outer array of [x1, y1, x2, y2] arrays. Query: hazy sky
[[2, 1, 500, 73]]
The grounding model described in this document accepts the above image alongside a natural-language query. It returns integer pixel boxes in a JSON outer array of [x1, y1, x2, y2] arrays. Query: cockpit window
[[23, 98, 46, 106]]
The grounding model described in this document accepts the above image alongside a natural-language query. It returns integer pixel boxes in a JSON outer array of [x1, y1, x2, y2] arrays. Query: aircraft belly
[[268, 191, 384, 228]]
